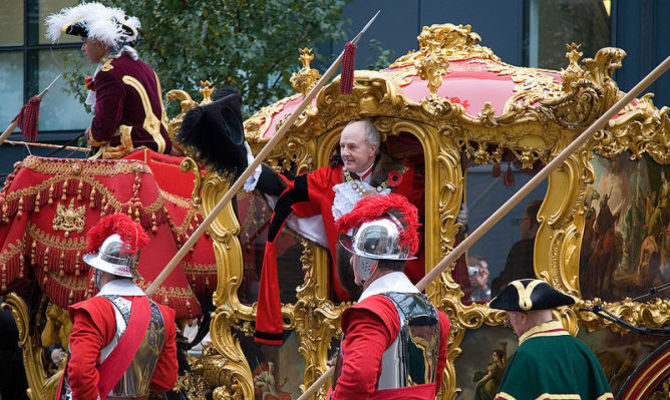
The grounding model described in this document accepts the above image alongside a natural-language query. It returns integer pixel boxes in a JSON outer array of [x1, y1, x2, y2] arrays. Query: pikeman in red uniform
[[56, 214, 178, 400], [46, 3, 177, 158], [328, 194, 450, 400]]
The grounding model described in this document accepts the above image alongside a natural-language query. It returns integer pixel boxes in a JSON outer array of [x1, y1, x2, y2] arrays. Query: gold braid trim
[[0, 240, 23, 266], [136, 281, 195, 299], [26, 223, 87, 251], [20, 157, 151, 176], [3, 171, 166, 215], [44, 270, 88, 290], [158, 190, 195, 210], [122, 75, 167, 153], [512, 279, 543, 311], [182, 262, 217, 276], [153, 71, 170, 133]]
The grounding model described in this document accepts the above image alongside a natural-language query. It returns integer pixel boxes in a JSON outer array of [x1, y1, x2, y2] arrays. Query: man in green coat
[[490, 279, 614, 400]]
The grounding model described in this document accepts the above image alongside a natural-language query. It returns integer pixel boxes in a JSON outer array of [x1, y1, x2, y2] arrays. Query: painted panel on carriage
[[454, 325, 518, 400], [454, 324, 668, 399], [580, 153, 670, 301], [235, 328, 306, 400], [576, 328, 667, 397]]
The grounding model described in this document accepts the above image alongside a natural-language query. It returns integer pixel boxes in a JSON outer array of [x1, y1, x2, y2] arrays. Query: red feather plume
[[336, 194, 420, 256], [86, 213, 149, 254]]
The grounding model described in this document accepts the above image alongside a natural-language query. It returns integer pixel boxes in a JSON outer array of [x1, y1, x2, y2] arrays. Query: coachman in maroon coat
[[46, 2, 175, 159]]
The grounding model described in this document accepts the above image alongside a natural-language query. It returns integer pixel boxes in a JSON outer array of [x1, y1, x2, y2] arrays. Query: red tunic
[[90, 54, 172, 155], [66, 295, 178, 399], [331, 294, 450, 400], [291, 162, 425, 300]]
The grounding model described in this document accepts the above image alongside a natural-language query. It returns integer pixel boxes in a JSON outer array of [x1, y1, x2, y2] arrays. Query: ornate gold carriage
[[183, 23, 670, 399], [5, 22, 670, 400]]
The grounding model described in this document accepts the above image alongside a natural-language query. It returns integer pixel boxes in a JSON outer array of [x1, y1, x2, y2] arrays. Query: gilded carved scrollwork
[[390, 23, 499, 70], [199, 174, 254, 400], [535, 144, 595, 296], [293, 241, 349, 398], [1, 294, 58, 400], [594, 93, 670, 163]]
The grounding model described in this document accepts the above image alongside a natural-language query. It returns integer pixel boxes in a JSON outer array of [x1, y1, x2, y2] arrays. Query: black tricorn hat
[[63, 18, 137, 40], [489, 279, 575, 311], [178, 87, 248, 179]]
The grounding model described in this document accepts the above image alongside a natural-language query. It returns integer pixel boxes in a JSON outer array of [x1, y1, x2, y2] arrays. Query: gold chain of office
[[343, 170, 390, 197]]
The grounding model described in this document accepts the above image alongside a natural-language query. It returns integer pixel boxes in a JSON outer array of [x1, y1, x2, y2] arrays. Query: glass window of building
[[0, 0, 89, 142], [528, 0, 611, 69]]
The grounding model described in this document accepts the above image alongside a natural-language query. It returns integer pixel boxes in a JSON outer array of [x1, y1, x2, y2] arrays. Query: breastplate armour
[[377, 292, 441, 390], [101, 295, 166, 398]]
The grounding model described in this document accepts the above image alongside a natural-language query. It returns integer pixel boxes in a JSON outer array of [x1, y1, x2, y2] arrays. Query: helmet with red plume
[[336, 194, 420, 282], [83, 213, 149, 278]]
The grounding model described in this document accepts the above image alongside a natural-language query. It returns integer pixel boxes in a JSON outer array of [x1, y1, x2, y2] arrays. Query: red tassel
[[12, 95, 41, 142], [492, 162, 501, 178], [340, 42, 357, 95], [503, 162, 515, 187]]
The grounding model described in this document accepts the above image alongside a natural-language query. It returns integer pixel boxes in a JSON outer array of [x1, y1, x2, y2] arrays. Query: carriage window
[[464, 163, 548, 303], [528, 0, 610, 69]]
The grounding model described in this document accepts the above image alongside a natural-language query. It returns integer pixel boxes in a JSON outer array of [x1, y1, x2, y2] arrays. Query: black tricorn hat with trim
[[489, 279, 575, 311], [177, 87, 248, 179]]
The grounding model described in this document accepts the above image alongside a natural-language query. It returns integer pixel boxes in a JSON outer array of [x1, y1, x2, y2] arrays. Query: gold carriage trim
[[244, 93, 301, 140], [621, 347, 670, 400]]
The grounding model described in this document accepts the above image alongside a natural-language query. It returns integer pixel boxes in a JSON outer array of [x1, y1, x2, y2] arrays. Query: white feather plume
[[44, 2, 141, 48]]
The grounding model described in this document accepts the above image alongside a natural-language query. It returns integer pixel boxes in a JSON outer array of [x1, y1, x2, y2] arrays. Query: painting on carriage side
[[454, 325, 518, 400], [576, 329, 667, 396], [580, 153, 670, 301], [234, 329, 305, 400]]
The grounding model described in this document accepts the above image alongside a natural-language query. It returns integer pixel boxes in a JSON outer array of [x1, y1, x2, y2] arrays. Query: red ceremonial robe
[[64, 280, 178, 399], [254, 155, 425, 344], [330, 272, 450, 400]]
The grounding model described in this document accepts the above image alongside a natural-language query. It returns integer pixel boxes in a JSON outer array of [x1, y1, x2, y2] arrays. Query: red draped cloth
[[0, 149, 217, 318]]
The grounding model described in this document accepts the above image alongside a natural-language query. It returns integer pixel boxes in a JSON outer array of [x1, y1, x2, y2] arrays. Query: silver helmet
[[340, 214, 416, 283], [83, 233, 139, 278], [340, 215, 417, 261]]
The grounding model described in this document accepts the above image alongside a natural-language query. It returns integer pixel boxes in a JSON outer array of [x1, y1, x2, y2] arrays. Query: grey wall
[[327, 0, 525, 68], [613, 0, 670, 108]]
